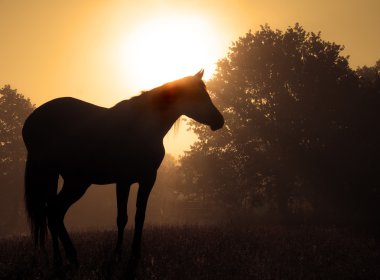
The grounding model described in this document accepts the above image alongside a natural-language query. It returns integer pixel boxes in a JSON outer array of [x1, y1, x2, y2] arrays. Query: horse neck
[[138, 86, 184, 139], [111, 93, 181, 139], [153, 97, 181, 138]]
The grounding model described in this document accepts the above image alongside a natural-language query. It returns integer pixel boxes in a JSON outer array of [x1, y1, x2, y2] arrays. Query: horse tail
[[24, 154, 49, 248]]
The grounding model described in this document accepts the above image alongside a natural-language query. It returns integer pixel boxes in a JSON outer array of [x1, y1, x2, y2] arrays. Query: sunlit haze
[[1, 0, 379, 156], [115, 15, 217, 89]]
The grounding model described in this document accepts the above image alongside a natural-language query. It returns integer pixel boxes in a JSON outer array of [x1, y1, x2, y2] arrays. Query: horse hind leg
[[49, 179, 89, 267], [46, 177, 62, 268]]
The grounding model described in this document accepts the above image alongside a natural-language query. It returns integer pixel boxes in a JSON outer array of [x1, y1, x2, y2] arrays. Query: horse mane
[[140, 74, 206, 96], [139, 81, 185, 136], [111, 81, 182, 135], [141, 76, 206, 135], [139, 81, 169, 96], [115, 75, 205, 135]]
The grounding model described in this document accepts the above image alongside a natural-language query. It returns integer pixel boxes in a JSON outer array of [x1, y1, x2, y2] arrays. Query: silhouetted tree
[[179, 24, 376, 222], [0, 85, 34, 235], [351, 60, 380, 224]]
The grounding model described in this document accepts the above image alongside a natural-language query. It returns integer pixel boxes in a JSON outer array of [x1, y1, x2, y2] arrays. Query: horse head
[[164, 69, 224, 131]]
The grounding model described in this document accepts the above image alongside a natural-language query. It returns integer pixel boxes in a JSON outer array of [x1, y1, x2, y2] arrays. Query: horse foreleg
[[115, 182, 130, 258], [132, 173, 156, 258]]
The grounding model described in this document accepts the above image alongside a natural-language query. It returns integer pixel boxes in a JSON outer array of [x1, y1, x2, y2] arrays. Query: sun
[[115, 14, 219, 90]]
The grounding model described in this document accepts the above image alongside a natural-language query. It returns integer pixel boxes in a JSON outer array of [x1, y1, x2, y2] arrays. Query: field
[[0, 225, 379, 280]]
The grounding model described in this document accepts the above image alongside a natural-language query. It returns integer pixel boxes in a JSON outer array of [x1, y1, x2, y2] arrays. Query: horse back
[[23, 97, 108, 154]]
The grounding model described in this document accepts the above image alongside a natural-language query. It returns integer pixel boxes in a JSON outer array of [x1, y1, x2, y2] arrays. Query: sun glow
[[115, 15, 219, 91]]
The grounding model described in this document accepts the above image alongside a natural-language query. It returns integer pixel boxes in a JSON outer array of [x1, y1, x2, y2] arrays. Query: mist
[[1, 20, 380, 279]]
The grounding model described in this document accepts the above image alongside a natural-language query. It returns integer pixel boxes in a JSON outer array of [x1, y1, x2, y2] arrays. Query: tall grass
[[0, 225, 378, 279]]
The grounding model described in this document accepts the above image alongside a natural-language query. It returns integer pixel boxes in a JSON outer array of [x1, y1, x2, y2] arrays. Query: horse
[[22, 69, 224, 267]]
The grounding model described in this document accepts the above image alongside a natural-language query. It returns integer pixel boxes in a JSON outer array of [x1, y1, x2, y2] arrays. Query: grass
[[0, 225, 379, 279]]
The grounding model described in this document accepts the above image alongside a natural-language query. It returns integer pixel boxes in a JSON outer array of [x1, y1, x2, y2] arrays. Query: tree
[[351, 60, 380, 224], [179, 24, 370, 221], [0, 85, 34, 235]]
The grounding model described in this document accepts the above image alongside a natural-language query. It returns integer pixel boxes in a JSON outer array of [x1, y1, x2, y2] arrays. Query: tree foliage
[[0, 85, 34, 234], [179, 24, 380, 223]]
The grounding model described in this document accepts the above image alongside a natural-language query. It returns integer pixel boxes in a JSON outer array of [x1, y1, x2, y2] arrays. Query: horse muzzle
[[210, 114, 225, 131]]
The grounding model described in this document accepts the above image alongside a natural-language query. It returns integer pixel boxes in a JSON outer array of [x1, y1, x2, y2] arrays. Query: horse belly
[[59, 152, 143, 185]]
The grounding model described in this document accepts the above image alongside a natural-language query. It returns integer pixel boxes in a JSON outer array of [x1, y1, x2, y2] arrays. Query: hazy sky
[[1, 0, 379, 155]]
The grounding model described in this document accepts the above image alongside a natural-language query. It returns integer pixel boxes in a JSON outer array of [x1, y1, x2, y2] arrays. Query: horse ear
[[195, 69, 204, 79]]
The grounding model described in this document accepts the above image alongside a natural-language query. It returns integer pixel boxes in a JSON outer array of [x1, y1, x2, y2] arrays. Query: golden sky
[[1, 0, 379, 156]]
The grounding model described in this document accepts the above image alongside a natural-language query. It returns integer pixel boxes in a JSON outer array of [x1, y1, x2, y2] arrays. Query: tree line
[[1, 24, 379, 234], [178, 24, 380, 225]]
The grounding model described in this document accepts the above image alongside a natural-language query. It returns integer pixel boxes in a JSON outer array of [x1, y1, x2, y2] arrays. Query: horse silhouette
[[22, 70, 224, 267]]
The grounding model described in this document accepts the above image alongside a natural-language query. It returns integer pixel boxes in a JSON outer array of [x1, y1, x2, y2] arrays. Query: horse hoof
[[115, 252, 123, 263], [126, 255, 139, 279], [131, 244, 141, 259], [67, 257, 79, 270], [71, 261, 80, 270], [53, 257, 63, 269]]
